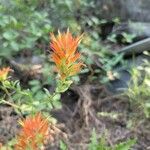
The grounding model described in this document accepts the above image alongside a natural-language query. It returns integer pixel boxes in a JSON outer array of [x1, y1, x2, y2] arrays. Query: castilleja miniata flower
[[50, 30, 84, 80], [15, 113, 49, 150], [0, 67, 11, 82]]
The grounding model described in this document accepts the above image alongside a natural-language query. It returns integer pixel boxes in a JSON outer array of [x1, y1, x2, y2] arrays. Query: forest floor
[[0, 82, 150, 149]]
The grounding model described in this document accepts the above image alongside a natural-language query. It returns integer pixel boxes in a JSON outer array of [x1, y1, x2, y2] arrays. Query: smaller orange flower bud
[[0, 67, 11, 81], [15, 113, 49, 150]]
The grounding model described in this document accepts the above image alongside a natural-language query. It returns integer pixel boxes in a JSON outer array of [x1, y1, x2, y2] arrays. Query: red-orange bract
[[15, 113, 49, 150], [0, 67, 11, 81], [50, 30, 84, 80]]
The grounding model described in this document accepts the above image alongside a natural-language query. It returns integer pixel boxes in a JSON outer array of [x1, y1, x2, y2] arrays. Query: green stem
[[27, 92, 35, 115], [1, 84, 13, 101], [49, 91, 58, 108], [1, 99, 20, 109]]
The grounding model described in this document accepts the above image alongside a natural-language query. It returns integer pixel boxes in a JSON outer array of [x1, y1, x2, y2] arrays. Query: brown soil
[[0, 105, 20, 144], [48, 84, 150, 150]]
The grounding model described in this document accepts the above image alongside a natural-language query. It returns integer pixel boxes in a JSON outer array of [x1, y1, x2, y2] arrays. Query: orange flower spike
[[0, 67, 11, 81], [15, 113, 49, 150], [50, 30, 84, 80]]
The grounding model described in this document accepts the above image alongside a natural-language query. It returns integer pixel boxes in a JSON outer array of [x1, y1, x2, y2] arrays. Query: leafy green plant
[[59, 140, 68, 150], [127, 56, 150, 118], [107, 32, 136, 44], [121, 32, 136, 44], [0, 0, 52, 59], [0, 79, 58, 115], [88, 130, 135, 150], [107, 34, 117, 43], [81, 32, 126, 83]]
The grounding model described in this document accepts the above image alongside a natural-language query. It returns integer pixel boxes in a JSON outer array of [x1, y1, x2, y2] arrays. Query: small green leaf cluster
[[127, 52, 150, 118], [88, 130, 136, 150]]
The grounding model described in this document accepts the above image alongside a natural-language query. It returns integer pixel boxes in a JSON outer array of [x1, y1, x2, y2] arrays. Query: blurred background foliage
[[0, 0, 118, 58]]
